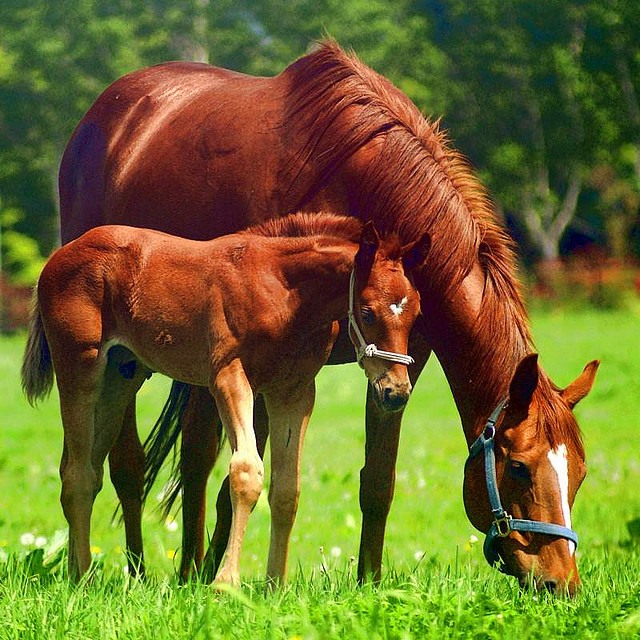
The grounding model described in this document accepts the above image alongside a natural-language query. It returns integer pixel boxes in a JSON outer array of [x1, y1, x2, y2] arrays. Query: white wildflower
[[20, 532, 35, 546], [164, 518, 179, 532]]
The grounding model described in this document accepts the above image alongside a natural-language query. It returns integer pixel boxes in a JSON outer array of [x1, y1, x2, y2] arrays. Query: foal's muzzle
[[373, 379, 411, 413]]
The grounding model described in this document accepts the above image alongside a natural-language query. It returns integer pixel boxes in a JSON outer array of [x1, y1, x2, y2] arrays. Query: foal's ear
[[356, 220, 380, 268], [402, 232, 431, 272], [508, 353, 539, 415], [561, 360, 600, 409], [359, 220, 380, 251]]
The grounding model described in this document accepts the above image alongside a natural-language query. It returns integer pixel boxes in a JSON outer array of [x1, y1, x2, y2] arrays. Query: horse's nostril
[[543, 579, 558, 593]]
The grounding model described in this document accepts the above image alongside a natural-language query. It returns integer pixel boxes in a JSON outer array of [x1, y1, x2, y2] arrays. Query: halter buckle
[[482, 424, 496, 442], [494, 513, 513, 537]]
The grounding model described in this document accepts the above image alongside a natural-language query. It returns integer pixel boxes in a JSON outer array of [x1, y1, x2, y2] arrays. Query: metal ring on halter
[[466, 398, 579, 568], [347, 270, 415, 367]]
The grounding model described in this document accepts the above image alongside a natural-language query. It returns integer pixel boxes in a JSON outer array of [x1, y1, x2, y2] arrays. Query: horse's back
[[59, 61, 287, 243]]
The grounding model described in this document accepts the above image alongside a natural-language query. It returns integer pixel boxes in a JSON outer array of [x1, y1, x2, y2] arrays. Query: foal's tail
[[142, 382, 225, 517], [21, 297, 54, 406]]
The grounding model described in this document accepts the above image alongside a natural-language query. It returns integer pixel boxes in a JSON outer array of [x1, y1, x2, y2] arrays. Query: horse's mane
[[284, 40, 521, 305], [282, 41, 578, 441]]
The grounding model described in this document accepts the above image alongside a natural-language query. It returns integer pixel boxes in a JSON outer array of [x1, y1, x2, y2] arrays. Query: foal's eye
[[509, 460, 531, 482], [361, 308, 375, 325]]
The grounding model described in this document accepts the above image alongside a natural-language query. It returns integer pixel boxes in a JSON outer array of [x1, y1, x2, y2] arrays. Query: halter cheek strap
[[467, 398, 579, 568], [347, 270, 415, 368]]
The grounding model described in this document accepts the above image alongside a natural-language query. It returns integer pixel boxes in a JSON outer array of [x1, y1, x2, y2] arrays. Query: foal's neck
[[280, 240, 357, 324]]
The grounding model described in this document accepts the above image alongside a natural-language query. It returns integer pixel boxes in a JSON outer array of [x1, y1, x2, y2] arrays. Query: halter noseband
[[467, 398, 579, 568], [347, 270, 415, 368]]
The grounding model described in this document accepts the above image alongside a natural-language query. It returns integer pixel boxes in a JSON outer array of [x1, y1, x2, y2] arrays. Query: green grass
[[1, 305, 639, 638]]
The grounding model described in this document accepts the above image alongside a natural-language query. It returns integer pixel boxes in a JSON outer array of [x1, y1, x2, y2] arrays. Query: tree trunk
[[521, 166, 583, 261]]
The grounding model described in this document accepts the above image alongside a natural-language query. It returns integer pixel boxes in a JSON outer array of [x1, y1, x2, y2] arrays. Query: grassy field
[[0, 304, 639, 638]]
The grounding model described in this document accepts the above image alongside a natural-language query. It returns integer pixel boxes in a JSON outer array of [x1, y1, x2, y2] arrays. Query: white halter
[[347, 270, 415, 367]]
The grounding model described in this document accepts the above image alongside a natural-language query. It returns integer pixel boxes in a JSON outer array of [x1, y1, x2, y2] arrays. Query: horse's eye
[[361, 308, 375, 325], [509, 460, 531, 482]]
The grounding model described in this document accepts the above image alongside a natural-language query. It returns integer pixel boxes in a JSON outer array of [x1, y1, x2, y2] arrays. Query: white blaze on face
[[547, 444, 575, 555], [390, 296, 408, 316]]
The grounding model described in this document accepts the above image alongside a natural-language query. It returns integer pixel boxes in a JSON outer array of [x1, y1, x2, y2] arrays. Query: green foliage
[[0, 2, 638, 278], [1, 205, 46, 284]]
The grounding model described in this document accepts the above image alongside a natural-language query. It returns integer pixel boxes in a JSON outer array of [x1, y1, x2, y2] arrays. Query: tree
[[422, 0, 632, 263], [582, 1, 640, 258], [1, 0, 639, 284], [0, 0, 170, 275]]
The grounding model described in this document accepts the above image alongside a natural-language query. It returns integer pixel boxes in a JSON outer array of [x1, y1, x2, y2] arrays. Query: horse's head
[[349, 221, 429, 413], [463, 354, 599, 596]]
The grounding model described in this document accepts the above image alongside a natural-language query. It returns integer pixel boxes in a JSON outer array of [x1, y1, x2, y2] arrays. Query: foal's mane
[[244, 211, 409, 259], [283, 41, 580, 445], [243, 211, 362, 243]]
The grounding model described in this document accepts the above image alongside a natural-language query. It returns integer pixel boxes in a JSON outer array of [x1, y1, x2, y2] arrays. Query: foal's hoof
[[212, 569, 240, 590]]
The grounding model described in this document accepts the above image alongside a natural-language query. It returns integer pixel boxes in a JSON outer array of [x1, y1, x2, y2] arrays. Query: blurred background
[[1, 0, 639, 329]]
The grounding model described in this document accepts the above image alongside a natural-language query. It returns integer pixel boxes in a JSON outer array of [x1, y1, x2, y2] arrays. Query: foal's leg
[[357, 337, 431, 583], [263, 382, 315, 583], [57, 364, 103, 581], [210, 360, 264, 586], [178, 386, 219, 582], [108, 402, 145, 576], [201, 394, 269, 582], [103, 352, 149, 577]]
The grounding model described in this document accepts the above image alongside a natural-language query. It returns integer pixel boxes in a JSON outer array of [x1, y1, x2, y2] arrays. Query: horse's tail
[[142, 380, 190, 515], [142, 381, 225, 518], [21, 296, 54, 406]]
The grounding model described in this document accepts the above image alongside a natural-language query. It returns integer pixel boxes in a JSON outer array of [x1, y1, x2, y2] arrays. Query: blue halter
[[467, 399, 579, 568]]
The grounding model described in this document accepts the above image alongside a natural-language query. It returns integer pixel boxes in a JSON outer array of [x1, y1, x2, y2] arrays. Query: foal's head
[[463, 354, 599, 596], [349, 222, 430, 412]]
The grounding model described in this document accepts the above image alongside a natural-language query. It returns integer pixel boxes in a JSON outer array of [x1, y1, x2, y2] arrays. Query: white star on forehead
[[390, 296, 408, 316]]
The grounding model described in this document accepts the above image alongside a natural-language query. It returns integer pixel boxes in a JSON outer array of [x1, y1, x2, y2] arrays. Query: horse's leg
[[179, 386, 219, 582], [210, 360, 263, 586], [357, 337, 431, 583], [263, 382, 315, 584], [202, 394, 269, 582]]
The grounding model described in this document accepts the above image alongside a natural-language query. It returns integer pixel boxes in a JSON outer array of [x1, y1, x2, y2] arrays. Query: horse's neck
[[426, 266, 531, 441]]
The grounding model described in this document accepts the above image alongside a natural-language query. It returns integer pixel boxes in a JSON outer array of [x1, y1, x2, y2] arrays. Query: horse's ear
[[356, 220, 380, 270], [402, 232, 431, 272], [508, 353, 539, 415], [561, 360, 600, 409]]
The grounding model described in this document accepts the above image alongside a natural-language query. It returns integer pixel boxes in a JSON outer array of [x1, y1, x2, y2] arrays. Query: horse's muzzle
[[517, 572, 580, 597]]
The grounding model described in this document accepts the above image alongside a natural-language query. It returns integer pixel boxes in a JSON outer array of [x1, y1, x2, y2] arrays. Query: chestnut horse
[[21, 213, 427, 583], [59, 41, 598, 594]]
